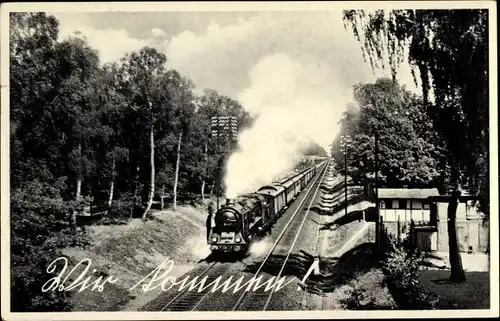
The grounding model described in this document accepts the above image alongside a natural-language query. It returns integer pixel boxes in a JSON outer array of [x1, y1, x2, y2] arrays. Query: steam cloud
[[225, 53, 350, 198], [248, 236, 273, 258]]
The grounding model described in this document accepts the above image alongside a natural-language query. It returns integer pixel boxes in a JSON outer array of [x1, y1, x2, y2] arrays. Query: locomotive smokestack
[[226, 198, 233, 205]]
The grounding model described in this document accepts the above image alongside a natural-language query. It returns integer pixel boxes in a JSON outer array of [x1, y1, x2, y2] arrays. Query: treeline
[[10, 12, 255, 311], [301, 142, 328, 157], [331, 78, 447, 189], [11, 13, 253, 221], [339, 9, 489, 284]]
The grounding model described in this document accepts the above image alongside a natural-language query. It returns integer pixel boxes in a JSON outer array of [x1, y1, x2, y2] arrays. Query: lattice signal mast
[[210, 116, 238, 142], [210, 115, 238, 210]]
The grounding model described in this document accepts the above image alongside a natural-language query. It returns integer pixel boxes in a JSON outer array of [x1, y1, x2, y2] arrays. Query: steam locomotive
[[208, 164, 319, 253]]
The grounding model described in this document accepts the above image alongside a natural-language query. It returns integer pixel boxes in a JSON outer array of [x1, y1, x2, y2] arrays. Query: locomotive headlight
[[211, 237, 218, 243], [235, 237, 241, 243]]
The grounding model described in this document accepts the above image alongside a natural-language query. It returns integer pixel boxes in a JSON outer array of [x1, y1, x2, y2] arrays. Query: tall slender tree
[[342, 9, 489, 282], [53, 33, 101, 228], [119, 47, 166, 219]]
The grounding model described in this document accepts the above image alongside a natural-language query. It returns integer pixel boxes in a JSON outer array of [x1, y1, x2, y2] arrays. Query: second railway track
[[157, 160, 330, 312], [232, 159, 330, 311]]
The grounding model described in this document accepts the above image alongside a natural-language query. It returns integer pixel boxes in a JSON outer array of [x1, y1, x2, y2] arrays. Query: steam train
[[208, 164, 320, 253]]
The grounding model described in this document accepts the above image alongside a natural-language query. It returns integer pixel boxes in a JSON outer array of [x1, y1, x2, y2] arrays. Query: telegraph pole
[[344, 146, 348, 217], [375, 130, 380, 248], [375, 132, 379, 208], [340, 134, 351, 218], [216, 116, 220, 210]]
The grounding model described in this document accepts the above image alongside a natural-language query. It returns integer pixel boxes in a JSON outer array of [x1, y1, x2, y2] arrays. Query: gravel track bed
[[139, 164, 328, 311]]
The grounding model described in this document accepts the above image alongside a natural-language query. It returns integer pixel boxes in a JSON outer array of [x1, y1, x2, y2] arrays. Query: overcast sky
[[51, 11, 421, 151], [52, 11, 419, 96]]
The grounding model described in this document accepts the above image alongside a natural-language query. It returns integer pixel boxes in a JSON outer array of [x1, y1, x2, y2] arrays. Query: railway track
[[158, 160, 329, 312], [160, 262, 234, 311], [232, 159, 330, 311]]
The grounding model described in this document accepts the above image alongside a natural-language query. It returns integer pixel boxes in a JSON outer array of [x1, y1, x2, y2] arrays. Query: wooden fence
[[376, 215, 424, 254]]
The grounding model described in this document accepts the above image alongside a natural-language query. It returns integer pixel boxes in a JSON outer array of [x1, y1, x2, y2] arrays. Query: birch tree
[[119, 47, 166, 219]]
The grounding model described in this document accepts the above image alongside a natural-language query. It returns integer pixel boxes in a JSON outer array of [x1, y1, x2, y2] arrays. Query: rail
[[158, 161, 329, 312], [232, 160, 329, 311]]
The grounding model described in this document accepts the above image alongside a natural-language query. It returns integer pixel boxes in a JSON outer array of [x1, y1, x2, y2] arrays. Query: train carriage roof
[[280, 166, 313, 187], [281, 178, 297, 188], [256, 184, 285, 197]]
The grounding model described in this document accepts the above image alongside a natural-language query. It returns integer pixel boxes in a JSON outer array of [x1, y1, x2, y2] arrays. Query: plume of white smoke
[[225, 53, 350, 198], [248, 236, 273, 258]]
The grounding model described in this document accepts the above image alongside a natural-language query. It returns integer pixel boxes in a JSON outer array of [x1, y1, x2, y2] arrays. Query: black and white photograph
[[1, 1, 498, 319]]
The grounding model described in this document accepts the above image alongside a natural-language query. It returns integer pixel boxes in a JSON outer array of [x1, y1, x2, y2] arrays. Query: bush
[[382, 241, 439, 310], [11, 180, 90, 311], [107, 192, 137, 221], [342, 288, 395, 310]]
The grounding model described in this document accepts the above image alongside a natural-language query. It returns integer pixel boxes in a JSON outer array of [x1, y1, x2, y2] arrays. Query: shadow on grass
[[420, 271, 490, 309], [422, 261, 448, 270], [243, 243, 379, 296], [425, 252, 446, 260], [430, 278, 462, 285]]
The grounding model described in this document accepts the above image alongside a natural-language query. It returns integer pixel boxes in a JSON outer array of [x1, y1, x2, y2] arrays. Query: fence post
[[410, 219, 415, 250], [380, 214, 386, 253], [397, 215, 401, 246], [385, 227, 389, 253], [378, 215, 384, 252]]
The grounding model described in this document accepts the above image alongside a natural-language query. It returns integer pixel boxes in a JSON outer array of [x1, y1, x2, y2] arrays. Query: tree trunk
[[201, 142, 208, 201], [76, 176, 82, 200], [134, 163, 140, 197], [71, 143, 82, 231], [160, 185, 165, 210], [141, 125, 155, 219], [448, 189, 466, 282], [108, 157, 115, 208], [374, 132, 380, 250], [173, 132, 183, 210]]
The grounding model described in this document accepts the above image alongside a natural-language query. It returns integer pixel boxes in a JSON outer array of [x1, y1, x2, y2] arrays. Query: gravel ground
[[319, 223, 396, 310], [257, 163, 375, 311], [295, 167, 381, 311], [139, 162, 330, 311], [63, 203, 213, 311], [138, 163, 381, 312]]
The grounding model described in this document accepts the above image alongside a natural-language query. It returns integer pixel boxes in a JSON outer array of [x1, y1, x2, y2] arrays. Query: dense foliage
[[381, 236, 439, 310], [340, 8, 489, 283], [332, 78, 445, 188], [9, 12, 328, 311], [342, 9, 489, 213], [11, 181, 90, 311], [301, 142, 328, 157], [8, 12, 256, 311]]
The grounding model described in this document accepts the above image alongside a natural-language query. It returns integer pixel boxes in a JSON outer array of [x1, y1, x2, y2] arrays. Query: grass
[[339, 268, 397, 310], [62, 201, 213, 311], [320, 224, 396, 310], [419, 270, 490, 309], [321, 220, 367, 257], [305, 174, 396, 310]]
